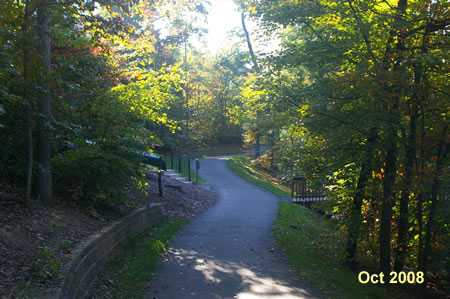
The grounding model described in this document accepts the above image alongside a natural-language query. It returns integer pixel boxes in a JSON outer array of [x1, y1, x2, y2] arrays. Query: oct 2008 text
[[358, 271, 424, 284]]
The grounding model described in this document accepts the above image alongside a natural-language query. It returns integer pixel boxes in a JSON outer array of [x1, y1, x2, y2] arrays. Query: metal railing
[[292, 175, 327, 203], [165, 150, 199, 183]]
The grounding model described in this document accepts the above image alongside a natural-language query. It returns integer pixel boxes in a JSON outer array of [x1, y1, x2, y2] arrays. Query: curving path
[[145, 156, 321, 299]]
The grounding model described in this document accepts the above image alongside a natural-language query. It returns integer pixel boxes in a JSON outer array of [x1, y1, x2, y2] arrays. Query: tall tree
[[22, 0, 33, 206], [240, 11, 261, 157], [36, 0, 52, 204]]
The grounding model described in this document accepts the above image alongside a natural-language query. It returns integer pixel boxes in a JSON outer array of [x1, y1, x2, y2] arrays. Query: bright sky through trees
[[205, 0, 254, 53], [153, 0, 262, 54], [205, 0, 279, 54]]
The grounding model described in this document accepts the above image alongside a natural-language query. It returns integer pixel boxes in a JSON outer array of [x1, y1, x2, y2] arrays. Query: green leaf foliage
[[53, 141, 143, 206]]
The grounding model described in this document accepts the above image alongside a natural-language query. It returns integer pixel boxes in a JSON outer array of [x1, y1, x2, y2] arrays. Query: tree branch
[[347, 0, 379, 67]]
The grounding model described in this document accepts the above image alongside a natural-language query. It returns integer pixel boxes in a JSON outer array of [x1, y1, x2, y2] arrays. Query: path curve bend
[[145, 157, 321, 299]]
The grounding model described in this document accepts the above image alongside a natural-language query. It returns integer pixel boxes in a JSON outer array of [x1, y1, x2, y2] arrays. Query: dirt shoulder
[[0, 171, 217, 297], [142, 171, 218, 220]]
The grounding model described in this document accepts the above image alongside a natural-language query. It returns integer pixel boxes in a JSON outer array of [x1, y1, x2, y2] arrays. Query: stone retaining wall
[[56, 203, 166, 298]]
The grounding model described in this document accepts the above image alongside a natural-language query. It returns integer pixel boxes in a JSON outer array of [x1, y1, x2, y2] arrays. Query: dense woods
[[243, 0, 449, 294], [0, 0, 448, 296], [1, 0, 249, 205]]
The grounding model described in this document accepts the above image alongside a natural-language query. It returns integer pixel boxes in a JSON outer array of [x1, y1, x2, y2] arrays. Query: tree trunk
[[395, 15, 433, 272], [346, 162, 369, 268], [379, 0, 407, 275], [241, 13, 259, 73], [421, 127, 448, 293], [346, 135, 376, 268], [241, 12, 262, 158], [219, 94, 226, 132], [394, 106, 417, 272], [255, 128, 260, 158], [23, 0, 33, 207], [379, 143, 397, 275], [416, 103, 426, 271], [37, 0, 52, 204], [255, 111, 261, 158]]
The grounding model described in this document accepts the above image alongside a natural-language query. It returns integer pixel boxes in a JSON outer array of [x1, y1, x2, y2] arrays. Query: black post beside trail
[[170, 150, 173, 169], [291, 175, 295, 198], [188, 158, 191, 181], [158, 157, 163, 197], [154, 144, 163, 197], [195, 159, 200, 184], [178, 155, 182, 174]]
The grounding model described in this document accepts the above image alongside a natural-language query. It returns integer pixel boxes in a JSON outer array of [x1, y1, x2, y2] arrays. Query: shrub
[[53, 141, 143, 207]]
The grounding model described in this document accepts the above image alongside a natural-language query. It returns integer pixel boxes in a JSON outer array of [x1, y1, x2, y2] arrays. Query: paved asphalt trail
[[145, 157, 321, 299]]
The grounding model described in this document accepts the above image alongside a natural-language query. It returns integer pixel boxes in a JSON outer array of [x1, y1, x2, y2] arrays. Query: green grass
[[91, 220, 188, 298], [226, 156, 291, 197], [274, 202, 392, 298], [226, 155, 394, 298]]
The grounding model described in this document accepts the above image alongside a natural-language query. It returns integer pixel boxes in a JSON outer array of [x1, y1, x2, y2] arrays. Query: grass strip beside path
[[226, 156, 291, 197], [90, 220, 188, 298], [275, 202, 391, 298]]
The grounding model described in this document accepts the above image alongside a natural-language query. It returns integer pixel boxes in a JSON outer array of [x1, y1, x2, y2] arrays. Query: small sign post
[[188, 158, 191, 181], [154, 144, 163, 197], [195, 159, 200, 184]]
